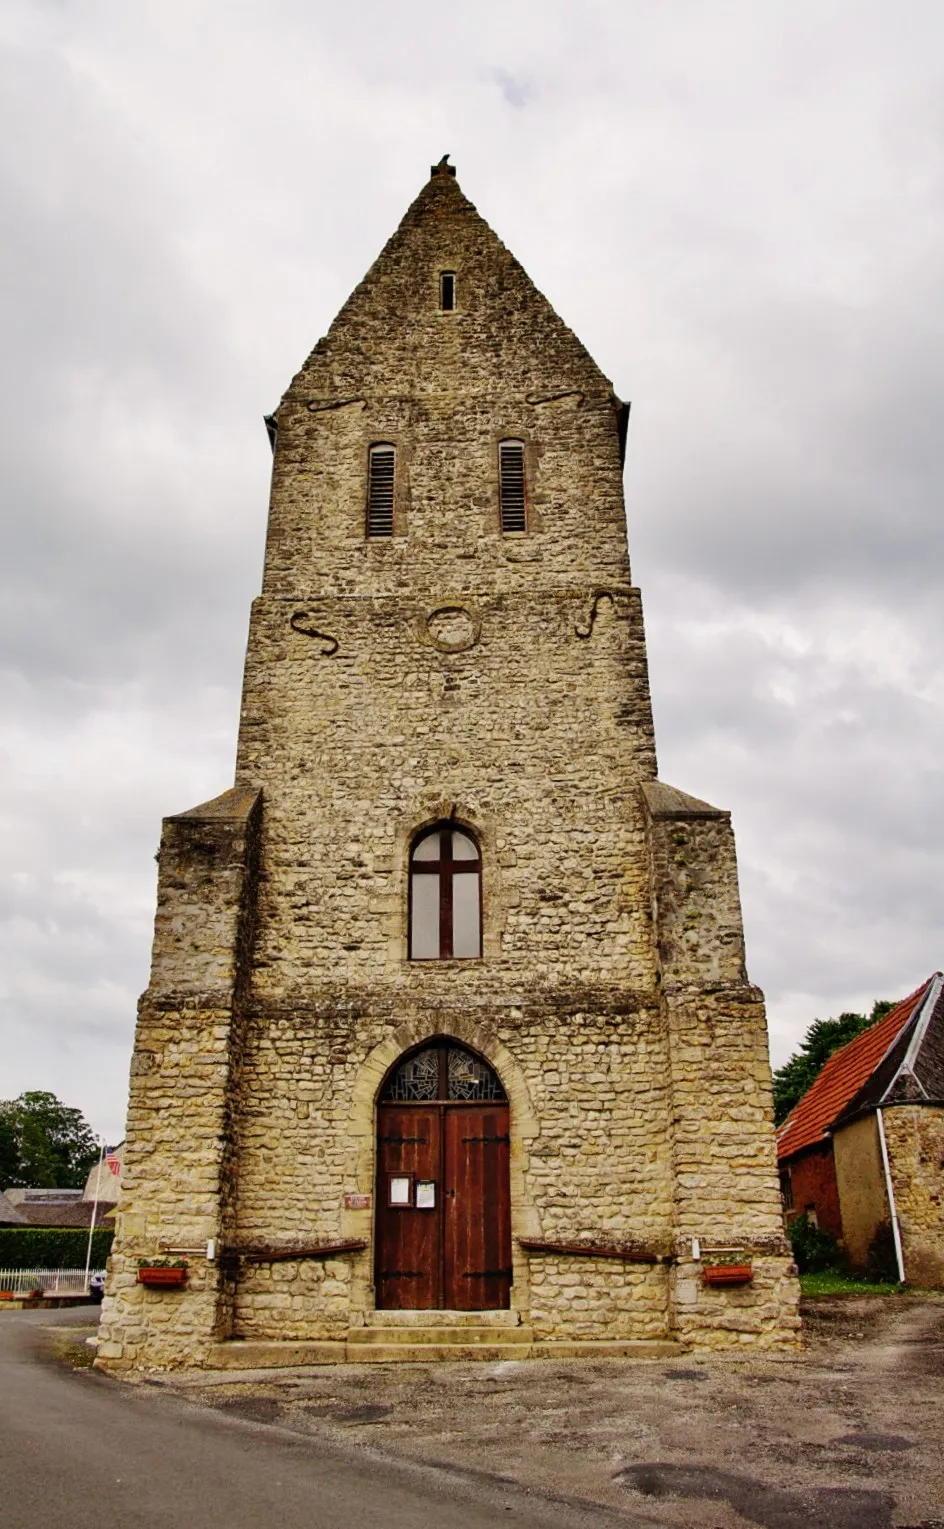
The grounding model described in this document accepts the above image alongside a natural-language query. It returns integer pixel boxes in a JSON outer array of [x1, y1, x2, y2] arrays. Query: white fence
[[0, 1267, 104, 1295]]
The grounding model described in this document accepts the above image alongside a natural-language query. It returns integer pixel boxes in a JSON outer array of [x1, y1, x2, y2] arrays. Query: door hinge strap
[[379, 1135, 428, 1144], [461, 1135, 510, 1144], [463, 1269, 513, 1278], [379, 1270, 424, 1278]]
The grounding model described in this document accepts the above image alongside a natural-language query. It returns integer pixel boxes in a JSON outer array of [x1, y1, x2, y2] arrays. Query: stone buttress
[[97, 161, 799, 1370]]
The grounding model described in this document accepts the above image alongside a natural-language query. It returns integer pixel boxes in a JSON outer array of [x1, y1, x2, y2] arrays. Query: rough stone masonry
[[97, 158, 800, 1371]]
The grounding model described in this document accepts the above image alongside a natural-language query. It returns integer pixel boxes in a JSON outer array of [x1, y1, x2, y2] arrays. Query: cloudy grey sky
[[2, 0, 942, 1142]]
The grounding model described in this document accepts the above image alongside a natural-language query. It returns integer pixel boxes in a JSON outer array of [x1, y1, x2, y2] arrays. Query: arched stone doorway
[[375, 1038, 511, 1311]]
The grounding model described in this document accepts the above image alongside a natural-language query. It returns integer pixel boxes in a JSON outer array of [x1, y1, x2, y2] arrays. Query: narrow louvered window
[[440, 271, 456, 310], [366, 444, 395, 537], [498, 440, 526, 533]]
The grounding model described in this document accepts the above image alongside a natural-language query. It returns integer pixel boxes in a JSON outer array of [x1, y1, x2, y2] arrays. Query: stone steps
[[347, 1341, 535, 1363], [207, 1329, 686, 1368], [209, 1340, 347, 1368], [362, 1308, 522, 1328], [349, 1323, 534, 1346]]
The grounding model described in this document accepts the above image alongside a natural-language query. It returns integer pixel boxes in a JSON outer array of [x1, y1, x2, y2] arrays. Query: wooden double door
[[375, 1101, 512, 1310]]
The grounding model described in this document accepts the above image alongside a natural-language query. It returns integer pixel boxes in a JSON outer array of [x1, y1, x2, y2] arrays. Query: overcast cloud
[[1, 0, 942, 1141]]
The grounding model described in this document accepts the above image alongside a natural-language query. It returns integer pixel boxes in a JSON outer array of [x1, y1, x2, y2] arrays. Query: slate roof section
[[776, 975, 942, 1161], [841, 974, 944, 1115], [0, 1191, 26, 1225], [12, 1199, 116, 1228], [4, 1188, 83, 1205], [170, 786, 260, 823], [641, 781, 730, 820]]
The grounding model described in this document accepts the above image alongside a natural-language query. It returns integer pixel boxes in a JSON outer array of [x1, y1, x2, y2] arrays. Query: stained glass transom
[[381, 1042, 506, 1102], [383, 1046, 440, 1101], [447, 1047, 506, 1100]]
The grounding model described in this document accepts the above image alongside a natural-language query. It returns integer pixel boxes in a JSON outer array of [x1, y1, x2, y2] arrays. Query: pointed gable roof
[[776, 974, 943, 1161], [282, 157, 614, 408]]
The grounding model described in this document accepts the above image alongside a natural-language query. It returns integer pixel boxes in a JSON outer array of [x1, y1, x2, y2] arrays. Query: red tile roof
[[776, 980, 932, 1161]]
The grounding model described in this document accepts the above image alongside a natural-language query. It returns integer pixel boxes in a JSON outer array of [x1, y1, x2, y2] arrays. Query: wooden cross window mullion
[[440, 830, 453, 957], [409, 825, 482, 961]]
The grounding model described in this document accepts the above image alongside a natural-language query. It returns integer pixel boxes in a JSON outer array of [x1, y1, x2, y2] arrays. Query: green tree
[[0, 1092, 99, 1189], [773, 1000, 896, 1125], [0, 1109, 18, 1187]]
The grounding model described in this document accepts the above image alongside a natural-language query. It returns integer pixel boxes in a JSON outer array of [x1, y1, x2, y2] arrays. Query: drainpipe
[[876, 1108, 906, 1284], [83, 1136, 105, 1294]]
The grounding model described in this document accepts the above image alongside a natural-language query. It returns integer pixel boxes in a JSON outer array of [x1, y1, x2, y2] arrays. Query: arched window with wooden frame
[[366, 442, 396, 537], [498, 439, 526, 533], [409, 824, 482, 960]]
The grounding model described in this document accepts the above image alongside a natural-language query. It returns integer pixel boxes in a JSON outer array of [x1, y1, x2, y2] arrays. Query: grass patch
[[799, 1270, 905, 1297], [49, 1327, 99, 1369]]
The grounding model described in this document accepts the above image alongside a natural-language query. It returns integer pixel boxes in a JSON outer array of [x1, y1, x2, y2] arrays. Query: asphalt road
[[0, 1308, 630, 1529]]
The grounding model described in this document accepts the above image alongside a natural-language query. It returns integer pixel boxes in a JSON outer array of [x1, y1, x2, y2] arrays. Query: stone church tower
[[98, 159, 798, 1370]]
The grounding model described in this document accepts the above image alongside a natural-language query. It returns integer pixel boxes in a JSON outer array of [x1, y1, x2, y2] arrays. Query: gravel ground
[[131, 1297, 944, 1528]]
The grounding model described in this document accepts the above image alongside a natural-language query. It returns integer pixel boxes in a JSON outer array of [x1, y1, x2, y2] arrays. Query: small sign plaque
[[344, 1193, 372, 1211]]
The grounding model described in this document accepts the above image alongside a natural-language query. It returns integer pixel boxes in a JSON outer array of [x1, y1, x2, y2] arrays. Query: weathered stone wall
[[229, 997, 678, 1340], [97, 788, 260, 1369], [884, 1105, 944, 1287], [643, 783, 798, 1348], [100, 163, 798, 1369], [236, 590, 656, 991], [527, 1255, 669, 1340], [260, 171, 630, 604]]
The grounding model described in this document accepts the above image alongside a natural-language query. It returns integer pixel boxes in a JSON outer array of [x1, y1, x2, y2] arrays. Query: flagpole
[[83, 1137, 105, 1295]]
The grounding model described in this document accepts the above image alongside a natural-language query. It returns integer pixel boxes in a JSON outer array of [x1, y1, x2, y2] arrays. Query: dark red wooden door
[[375, 1103, 511, 1311], [444, 1104, 511, 1311], [375, 1106, 441, 1310]]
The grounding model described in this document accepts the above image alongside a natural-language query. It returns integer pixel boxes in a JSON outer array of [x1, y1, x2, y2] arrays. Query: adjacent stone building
[[98, 158, 798, 1371], [778, 973, 944, 1286]]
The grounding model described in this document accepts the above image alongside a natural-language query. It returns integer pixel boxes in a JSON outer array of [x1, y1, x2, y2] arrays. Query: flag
[[105, 1149, 122, 1177]]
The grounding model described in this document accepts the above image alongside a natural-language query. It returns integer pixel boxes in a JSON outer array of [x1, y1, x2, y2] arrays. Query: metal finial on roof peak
[[430, 154, 456, 178]]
